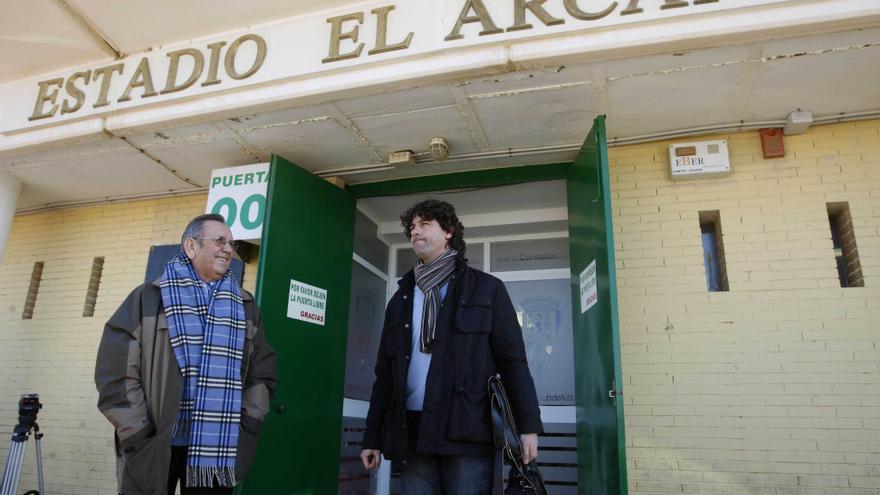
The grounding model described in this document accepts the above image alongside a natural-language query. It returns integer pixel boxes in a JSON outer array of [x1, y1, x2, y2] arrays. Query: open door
[[239, 155, 356, 494], [567, 116, 628, 494]]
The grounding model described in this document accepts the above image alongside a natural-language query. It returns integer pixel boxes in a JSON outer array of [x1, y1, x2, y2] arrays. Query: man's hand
[[360, 449, 382, 470], [520, 433, 539, 464]]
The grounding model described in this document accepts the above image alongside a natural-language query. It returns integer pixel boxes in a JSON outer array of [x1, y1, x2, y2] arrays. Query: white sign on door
[[287, 279, 328, 326], [205, 163, 269, 241], [579, 260, 598, 314]]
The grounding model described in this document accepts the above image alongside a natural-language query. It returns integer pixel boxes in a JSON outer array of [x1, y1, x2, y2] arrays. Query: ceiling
[[0, 0, 356, 83], [2, 1, 880, 212], [360, 180, 569, 244], [361, 180, 567, 222], [358, 180, 568, 245]]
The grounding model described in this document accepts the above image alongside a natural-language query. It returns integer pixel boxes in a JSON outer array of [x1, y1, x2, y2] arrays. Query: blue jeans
[[400, 452, 493, 495]]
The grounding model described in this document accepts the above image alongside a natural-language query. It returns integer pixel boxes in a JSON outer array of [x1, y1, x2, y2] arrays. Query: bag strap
[[489, 376, 523, 457], [489, 376, 526, 494]]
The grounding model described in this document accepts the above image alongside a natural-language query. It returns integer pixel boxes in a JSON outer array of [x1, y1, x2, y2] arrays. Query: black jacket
[[362, 256, 542, 462]]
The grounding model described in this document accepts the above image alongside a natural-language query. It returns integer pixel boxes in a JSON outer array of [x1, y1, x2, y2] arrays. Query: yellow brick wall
[[0, 194, 259, 495], [0, 120, 877, 494], [610, 120, 880, 494]]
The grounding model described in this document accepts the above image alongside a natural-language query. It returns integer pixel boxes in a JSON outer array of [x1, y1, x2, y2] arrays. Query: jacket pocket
[[454, 297, 493, 333], [120, 432, 160, 490], [241, 322, 257, 381], [446, 387, 492, 443]]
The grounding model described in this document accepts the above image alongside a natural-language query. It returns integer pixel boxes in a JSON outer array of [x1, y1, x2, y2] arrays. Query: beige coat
[[95, 278, 277, 494]]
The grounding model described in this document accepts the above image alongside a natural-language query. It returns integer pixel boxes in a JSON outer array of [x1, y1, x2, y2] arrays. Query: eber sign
[[205, 163, 270, 241]]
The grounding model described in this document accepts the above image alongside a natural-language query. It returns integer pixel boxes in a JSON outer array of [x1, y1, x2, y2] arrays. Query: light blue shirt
[[201, 278, 219, 301], [405, 283, 448, 411]]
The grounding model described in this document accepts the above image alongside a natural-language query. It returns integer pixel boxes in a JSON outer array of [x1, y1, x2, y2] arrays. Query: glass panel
[[354, 210, 388, 273], [395, 242, 483, 276], [700, 223, 721, 292], [491, 238, 570, 272], [343, 261, 387, 400], [504, 278, 575, 405], [396, 248, 419, 277], [465, 242, 484, 271]]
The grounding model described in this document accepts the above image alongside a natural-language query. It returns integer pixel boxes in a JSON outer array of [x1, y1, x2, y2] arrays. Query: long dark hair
[[400, 200, 465, 256]]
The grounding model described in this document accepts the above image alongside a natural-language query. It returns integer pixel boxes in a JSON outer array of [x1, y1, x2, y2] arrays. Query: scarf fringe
[[186, 465, 237, 488]]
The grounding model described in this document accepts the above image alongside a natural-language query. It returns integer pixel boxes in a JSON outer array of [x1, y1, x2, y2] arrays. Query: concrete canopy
[[1, 0, 879, 212]]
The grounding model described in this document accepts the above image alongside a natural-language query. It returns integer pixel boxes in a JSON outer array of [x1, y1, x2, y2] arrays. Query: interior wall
[[611, 120, 880, 494]]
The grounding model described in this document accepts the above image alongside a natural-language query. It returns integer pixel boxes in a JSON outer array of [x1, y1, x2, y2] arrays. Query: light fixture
[[783, 111, 813, 135], [429, 137, 449, 161]]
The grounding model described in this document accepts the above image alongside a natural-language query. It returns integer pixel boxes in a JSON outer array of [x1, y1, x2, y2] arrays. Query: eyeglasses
[[194, 236, 239, 250]]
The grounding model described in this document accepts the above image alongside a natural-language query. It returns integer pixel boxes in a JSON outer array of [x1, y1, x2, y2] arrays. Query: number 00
[[211, 194, 265, 230]]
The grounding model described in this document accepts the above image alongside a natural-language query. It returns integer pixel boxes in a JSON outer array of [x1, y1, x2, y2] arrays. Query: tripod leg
[[34, 433, 44, 495], [1, 438, 28, 495]]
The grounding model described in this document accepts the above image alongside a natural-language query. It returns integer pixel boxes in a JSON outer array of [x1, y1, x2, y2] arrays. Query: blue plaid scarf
[[159, 253, 245, 488]]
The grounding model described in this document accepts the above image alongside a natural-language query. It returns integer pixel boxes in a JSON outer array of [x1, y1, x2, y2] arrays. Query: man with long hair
[[361, 200, 542, 494]]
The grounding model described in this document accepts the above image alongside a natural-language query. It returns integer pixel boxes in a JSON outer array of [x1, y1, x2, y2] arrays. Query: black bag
[[488, 376, 548, 495]]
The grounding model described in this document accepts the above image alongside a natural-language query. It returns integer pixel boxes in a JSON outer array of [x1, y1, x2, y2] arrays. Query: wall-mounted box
[[669, 140, 731, 181]]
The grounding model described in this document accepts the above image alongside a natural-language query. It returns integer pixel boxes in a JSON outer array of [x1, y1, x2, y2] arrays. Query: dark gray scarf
[[414, 249, 458, 353]]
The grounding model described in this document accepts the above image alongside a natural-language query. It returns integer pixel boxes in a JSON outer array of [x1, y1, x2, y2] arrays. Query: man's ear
[[183, 238, 197, 259]]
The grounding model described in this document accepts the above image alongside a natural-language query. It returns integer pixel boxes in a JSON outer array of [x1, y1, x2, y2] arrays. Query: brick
[[10, 122, 880, 495], [0, 194, 263, 494]]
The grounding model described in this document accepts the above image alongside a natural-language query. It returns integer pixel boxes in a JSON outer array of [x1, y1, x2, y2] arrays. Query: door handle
[[608, 381, 621, 405]]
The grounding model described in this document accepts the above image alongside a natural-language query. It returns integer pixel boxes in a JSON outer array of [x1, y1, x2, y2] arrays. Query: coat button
[[405, 355, 410, 360], [403, 295, 408, 299], [405, 323, 410, 328]]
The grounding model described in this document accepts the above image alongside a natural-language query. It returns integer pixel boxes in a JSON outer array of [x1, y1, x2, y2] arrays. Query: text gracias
[[29, 0, 717, 121]]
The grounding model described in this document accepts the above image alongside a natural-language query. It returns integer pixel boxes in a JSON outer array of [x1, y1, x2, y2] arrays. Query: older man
[[95, 213, 277, 495]]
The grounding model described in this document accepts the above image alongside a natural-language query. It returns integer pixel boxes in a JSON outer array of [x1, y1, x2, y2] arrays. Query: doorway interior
[[340, 180, 579, 495]]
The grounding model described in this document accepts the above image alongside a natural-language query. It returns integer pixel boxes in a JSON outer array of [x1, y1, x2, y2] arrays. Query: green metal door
[[567, 116, 628, 494], [239, 155, 356, 494]]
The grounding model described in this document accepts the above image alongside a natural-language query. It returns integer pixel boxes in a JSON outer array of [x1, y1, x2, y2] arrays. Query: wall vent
[[83, 257, 105, 317], [22, 261, 45, 319], [827, 203, 864, 287]]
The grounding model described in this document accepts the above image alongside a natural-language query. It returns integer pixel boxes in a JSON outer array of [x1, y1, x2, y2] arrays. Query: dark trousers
[[167, 446, 234, 495], [401, 411, 493, 495], [400, 453, 494, 495]]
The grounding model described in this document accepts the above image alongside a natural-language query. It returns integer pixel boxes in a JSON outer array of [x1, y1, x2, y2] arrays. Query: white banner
[[287, 279, 328, 326], [205, 163, 269, 241], [579, 259, 597, 314]]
